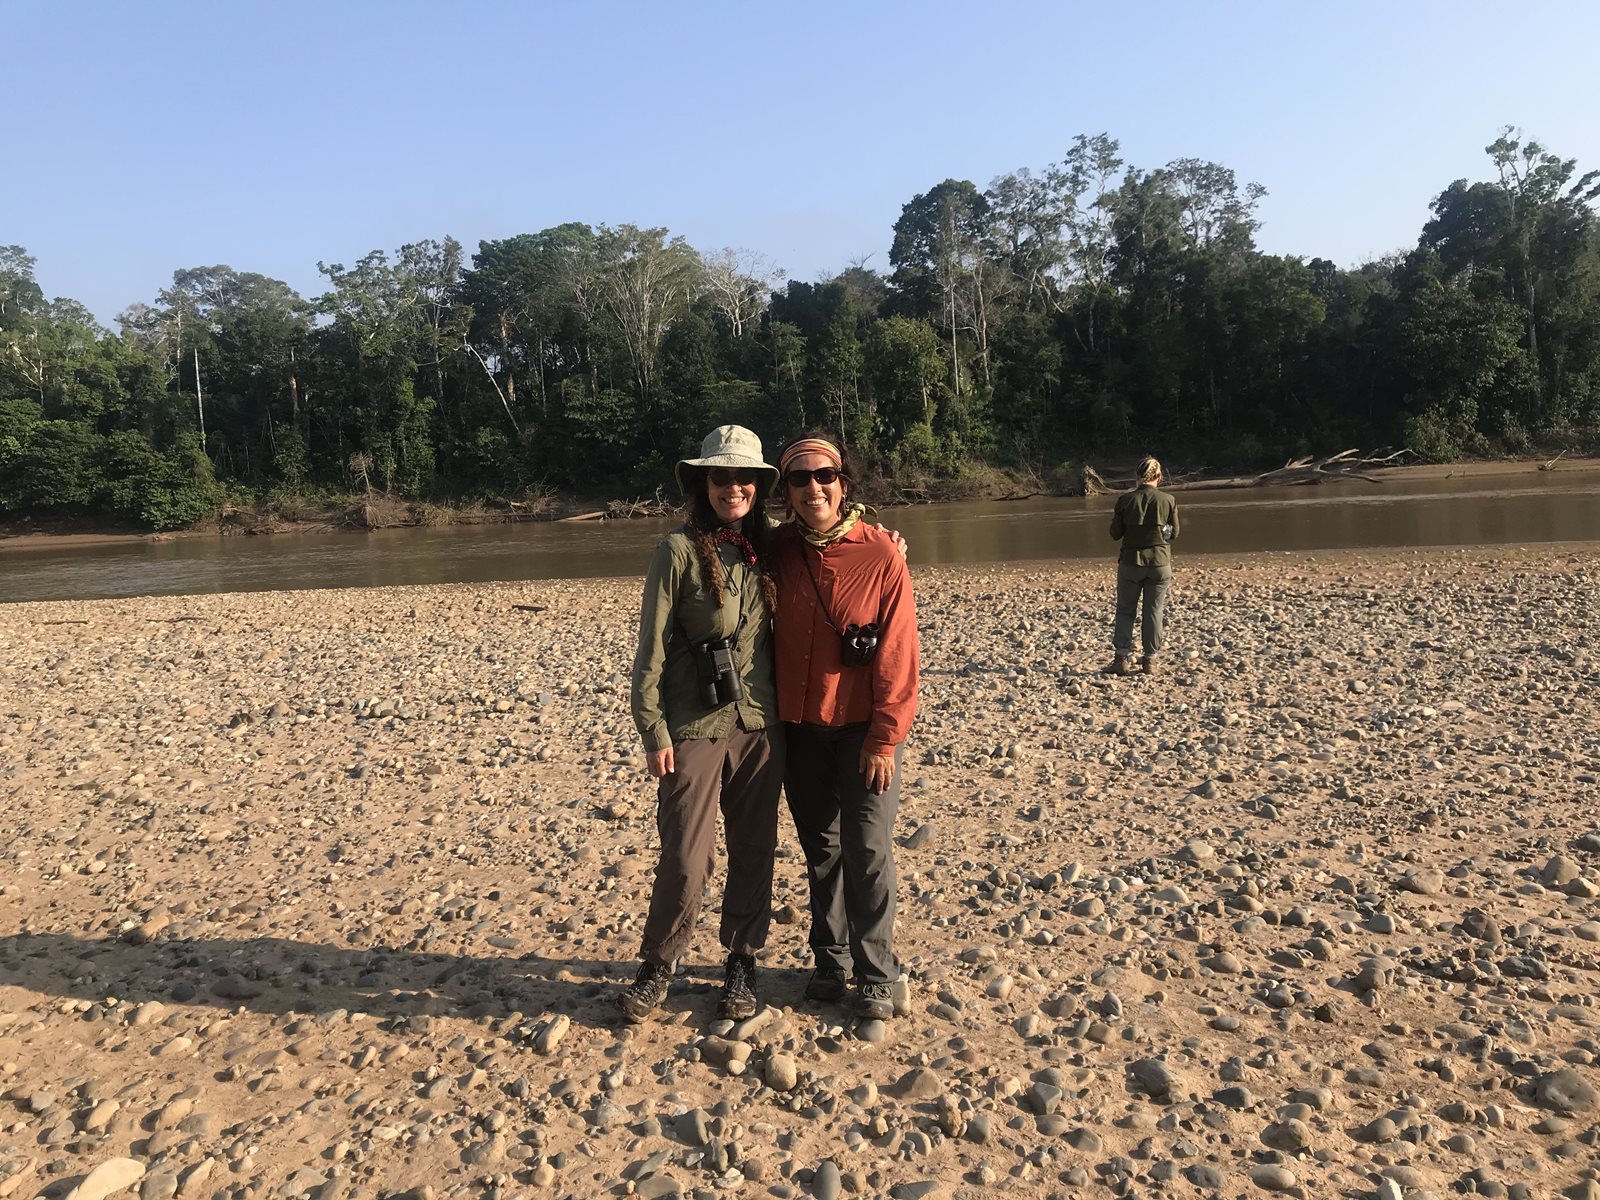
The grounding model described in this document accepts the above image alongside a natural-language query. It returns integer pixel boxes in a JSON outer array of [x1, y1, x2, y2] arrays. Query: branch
[[461, 342, 521, 434]]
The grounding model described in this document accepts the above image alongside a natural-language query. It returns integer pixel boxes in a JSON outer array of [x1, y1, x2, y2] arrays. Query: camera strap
[[801, 545, 845, 636]]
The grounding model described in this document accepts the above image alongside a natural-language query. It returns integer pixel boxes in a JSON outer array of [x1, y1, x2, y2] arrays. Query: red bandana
[[714, 527, 758, 567]]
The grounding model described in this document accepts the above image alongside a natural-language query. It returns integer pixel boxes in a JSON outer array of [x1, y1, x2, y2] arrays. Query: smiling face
[[705, 467, 757, 525], [785, 451, 848, 532]]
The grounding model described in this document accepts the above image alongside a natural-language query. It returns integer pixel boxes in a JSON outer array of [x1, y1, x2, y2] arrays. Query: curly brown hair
[[684, 472, 778, 614]]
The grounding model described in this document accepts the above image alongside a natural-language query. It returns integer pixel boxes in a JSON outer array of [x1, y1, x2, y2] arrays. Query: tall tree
[[889, 179, 995, 394], [586, 224, 703, 425]]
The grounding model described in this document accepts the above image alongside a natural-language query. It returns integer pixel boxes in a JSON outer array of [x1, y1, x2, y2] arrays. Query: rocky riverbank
[[3, 547, 1599, 1200]]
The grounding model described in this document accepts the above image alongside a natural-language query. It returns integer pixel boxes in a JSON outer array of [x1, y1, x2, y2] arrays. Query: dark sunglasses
[[784, 466, 842, 489], [707, 467, 760, 486]]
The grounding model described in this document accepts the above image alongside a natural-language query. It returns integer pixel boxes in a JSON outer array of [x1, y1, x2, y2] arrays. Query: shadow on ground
[[0, 930, 762, 1034]]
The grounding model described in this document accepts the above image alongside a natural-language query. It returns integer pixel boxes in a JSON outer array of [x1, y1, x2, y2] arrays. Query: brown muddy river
[[3, 468, 1597, 604]]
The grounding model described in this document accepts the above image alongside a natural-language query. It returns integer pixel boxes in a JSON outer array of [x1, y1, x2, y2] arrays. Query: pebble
[[6, 556, 1600, 1199], [1261, 1118, 1313, 1153], [1128, 1058, 1178, 1100], [64, 1159, 147, 1200], [1534, 1068, 1599, 1112], [765, 1053, 798, 1092], [1248, 1164, 1297, 1192], [0, 1160, 38, 1200], [810, 1159, 841, 1200], [1398, 867, 1445, 894], [893, 1067, 942, 1100], [533, 1014, 570, 1054]]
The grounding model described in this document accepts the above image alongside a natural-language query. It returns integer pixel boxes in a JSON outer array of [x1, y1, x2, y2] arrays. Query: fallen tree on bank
[[1164, 449, 1412, 492]]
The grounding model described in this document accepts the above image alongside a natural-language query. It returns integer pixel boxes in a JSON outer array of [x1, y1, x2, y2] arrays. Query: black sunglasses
[[707, 467, 760, 486], [784, 466, 843, 489]]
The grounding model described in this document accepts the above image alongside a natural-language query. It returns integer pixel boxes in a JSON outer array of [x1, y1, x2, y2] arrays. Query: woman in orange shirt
[[770, 433, 919, 1021]]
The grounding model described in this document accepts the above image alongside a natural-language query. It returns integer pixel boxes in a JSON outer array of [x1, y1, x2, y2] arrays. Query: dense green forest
[[3, 130, 1598, 530]]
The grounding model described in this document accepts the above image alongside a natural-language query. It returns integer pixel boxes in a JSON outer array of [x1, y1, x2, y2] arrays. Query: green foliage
[[12, 420, 104, 508], [1404, 408, 1473, 463], [5, 126, 1600, 530], [272, 424, 309, 487], [100, 430, 225, 529], [0, 396, 45, 507]]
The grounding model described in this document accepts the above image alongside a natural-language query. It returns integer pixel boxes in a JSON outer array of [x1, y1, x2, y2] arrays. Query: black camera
[[695, 635, 744, 708], [840, 622, 880, 667]]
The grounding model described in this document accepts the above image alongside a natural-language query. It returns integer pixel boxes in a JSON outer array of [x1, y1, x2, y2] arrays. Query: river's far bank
[[3, 454, 1599, 556]]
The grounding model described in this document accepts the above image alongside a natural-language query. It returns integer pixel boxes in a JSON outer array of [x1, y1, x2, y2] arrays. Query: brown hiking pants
[[638, 724, 784, 967]]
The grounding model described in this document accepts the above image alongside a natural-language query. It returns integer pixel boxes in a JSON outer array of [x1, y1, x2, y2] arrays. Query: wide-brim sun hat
[[674, 425, 779, 496]]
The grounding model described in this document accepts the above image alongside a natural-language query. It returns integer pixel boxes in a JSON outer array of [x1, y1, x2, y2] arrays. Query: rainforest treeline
[[3, 129, 1598, 529]]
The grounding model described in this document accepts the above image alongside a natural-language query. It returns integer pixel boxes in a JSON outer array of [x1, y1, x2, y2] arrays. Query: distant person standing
[[1102, 456, 1180, 676]]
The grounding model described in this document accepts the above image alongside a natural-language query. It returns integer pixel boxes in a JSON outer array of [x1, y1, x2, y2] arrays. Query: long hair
[[684, 471, 778, 613]]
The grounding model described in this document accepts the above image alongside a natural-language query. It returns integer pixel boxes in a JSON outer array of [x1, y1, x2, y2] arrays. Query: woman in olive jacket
[[621, 426, 783, 1023]]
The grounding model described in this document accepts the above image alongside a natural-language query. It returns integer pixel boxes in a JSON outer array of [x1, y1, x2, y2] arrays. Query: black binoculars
[[840, 622, 880, 667], [695, 635, 744, 708]]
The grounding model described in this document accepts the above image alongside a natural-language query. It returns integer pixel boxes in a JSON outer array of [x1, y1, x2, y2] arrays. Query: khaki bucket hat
[[673, 425, 779, 495]]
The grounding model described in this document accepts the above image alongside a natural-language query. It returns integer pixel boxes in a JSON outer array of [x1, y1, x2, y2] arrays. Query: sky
[[8, 0, 1600, 326]]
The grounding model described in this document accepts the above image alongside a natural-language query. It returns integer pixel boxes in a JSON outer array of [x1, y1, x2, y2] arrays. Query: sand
[[2, 546, 1598, 1200]]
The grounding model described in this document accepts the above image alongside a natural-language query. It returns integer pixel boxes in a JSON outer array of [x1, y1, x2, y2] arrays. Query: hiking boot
[[1100, 656, 1133, 676], [803, 964, 848, 1003], [1139, 657, 1155, 675], [855, 981, 894, 1021], [718, 953, 759, 1020], [617, 960, 673, 1023]]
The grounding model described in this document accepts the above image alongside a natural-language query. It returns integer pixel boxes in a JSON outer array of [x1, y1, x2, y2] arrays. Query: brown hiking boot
[[855, 981, 895, 1021], [717, 953, 759, 1020], [1140, 657, 1155, 675], [618, 961, 673, 1023], [1100, 656, 1133, 676], [804, 964, 848, 1003]]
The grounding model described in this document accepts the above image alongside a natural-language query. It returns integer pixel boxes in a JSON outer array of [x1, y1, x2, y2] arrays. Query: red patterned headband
[[779, 438, 843, 474]]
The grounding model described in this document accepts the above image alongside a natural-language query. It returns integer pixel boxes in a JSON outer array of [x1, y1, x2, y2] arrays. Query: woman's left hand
[[859, 746, 897, 795], [886, 528, 908, 559]]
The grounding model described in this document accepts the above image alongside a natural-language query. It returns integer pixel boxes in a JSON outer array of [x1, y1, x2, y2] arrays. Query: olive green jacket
[[630, 529, 777, 753], [1110, 484, 1180, 568]]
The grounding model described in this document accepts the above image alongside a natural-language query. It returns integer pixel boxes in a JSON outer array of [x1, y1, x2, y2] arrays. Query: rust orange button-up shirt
[[772, 520, 919, 756]]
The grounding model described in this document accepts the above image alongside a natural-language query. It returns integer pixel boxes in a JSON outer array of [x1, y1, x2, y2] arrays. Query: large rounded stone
[[1534, 1069, 1598, 1113]]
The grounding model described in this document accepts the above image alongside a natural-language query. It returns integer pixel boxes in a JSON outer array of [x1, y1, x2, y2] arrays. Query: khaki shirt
[[1110, 484, 1180, 567], [630, 529, 777, 752]]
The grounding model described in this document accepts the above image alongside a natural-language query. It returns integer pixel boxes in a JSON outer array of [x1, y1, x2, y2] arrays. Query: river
[[2, 467, 1597, 604]]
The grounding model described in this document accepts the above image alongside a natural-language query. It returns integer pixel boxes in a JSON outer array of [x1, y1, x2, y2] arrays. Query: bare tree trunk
[[194, 347, 207, 449], [536, 336, 548, 420], [498, 314, 518, 411], [974, 265, 992, 386], [288, 346, 300, 428], [462, 341, 521, 433], [949, 288, 960, 397]]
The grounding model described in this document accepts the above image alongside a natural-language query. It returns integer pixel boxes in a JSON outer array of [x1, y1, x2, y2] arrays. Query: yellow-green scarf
[[797, 501, 872, 548]]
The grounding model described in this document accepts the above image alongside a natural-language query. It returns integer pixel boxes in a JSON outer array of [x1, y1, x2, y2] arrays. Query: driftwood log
[[1078, 466, 1110, 496], [559, 490, 676, 522], [1166, 449, 1411, 492]]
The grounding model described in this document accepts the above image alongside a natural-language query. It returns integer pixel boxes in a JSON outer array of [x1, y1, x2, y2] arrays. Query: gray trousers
[[784, 722, 902, 986], [639, 724, 784, 967], [1113, 563, 1172, 659]]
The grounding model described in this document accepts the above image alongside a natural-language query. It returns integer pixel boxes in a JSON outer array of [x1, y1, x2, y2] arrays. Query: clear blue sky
[[9, 0, 1599, 325]]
